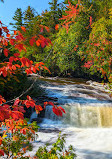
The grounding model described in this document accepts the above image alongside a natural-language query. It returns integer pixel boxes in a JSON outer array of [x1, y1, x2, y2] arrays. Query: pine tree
[[49, 0, 62, 25], [10, 8, 23, 30], [24, 6, 37, 25], [41, 0, 64, 33]]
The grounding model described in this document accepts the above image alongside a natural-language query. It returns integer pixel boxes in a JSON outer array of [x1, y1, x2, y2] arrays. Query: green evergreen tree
[[10, 8, 23, 30], [24, 6, 37, 25], [49, 0, 60, 24], [41, 0, 64, 33]]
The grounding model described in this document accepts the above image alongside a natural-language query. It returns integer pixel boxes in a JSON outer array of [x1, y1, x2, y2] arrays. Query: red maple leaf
[[4, 48, 9, 57]]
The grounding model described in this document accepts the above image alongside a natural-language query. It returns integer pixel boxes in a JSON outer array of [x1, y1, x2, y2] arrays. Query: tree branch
[[0, 77, 37, 106]]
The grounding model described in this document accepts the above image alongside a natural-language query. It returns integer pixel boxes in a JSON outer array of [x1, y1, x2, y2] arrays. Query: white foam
[[25, 127, 112, 159]]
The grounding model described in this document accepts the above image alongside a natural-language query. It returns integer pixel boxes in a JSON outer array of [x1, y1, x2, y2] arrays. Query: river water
[[28, 77, 112, 159]]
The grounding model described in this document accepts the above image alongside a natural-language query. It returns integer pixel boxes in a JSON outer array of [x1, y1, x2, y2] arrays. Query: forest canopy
[[0, 0, 112, 158]]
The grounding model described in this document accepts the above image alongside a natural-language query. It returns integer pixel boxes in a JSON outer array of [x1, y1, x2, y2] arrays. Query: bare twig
[[0, 77, 37, 106]]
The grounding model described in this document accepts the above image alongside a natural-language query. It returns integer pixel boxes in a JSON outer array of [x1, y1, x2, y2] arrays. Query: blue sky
[[0, 0, 62, 29]]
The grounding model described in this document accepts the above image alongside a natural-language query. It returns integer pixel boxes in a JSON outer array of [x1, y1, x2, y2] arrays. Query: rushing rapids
[[36, 77, 112, 128], [28, 78, 112, 159]]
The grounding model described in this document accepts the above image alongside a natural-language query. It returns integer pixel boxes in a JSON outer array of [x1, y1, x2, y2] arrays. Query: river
[[28, 77, 112, 159]]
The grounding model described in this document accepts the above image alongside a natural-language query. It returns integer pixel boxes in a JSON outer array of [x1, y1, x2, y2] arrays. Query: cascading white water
[[42, 103, 112, 128], [27, 78, 112, 159], [29, 111, 38, 122], [39, 78, 112, 128]]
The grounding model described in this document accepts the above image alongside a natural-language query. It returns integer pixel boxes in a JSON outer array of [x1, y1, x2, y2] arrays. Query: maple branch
[[0, 77, 37, 106]]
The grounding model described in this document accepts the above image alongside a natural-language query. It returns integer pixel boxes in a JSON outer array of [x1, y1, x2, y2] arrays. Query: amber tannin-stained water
[[28, 77, 112, 159], [38, 77, 112, 128]]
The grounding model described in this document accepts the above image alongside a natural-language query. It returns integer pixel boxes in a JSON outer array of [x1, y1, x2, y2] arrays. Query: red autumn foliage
[[29, 36, 36, 46], [55, 24, 59, 30], [0, 95, 6, 105], [44, 26, 50, 32], [21, 26, 26, 32], [89, 16, 92, 26], [0, 150, 4, 156], [4, 48, 9, 57], [44, 101, 66, 117], [83, 61, 93, 69], [9, 39, 15, 45], [0, 22, 66, 156], [59, 1, 79, 32], [35, 105, 43, 113]]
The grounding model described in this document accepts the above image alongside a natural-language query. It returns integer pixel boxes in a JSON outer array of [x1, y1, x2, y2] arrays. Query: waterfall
[[28, 78, 112, 159], [43, 103, 112, 128], [36, 77, 112, 128], [29, 111, 38, 122], [45, 105, 60, 121]]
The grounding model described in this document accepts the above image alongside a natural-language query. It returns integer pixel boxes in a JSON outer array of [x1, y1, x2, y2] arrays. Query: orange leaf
[[31, 129, 35, 134], [6, 34, 10, 38], [14, 30, 18, 35], [25, 68, 32, 75], [12, 65, 16, 70], [15, 64, 21, 68], [22, 147, 27, 153], [35, 105, 43, 112], [31, 66, 36, 73], [13, 136, 19, 141], [4, 40, 8, 46], [90, 16, 92, 26], [39, 62, 44, 66], [44, 102, 48, 108], [21, 26, 26, 32], [36, 40, 41, 47], [55, 24, 59, 30], [44, 66, 51, 74], [45, 26, 50, 32]]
